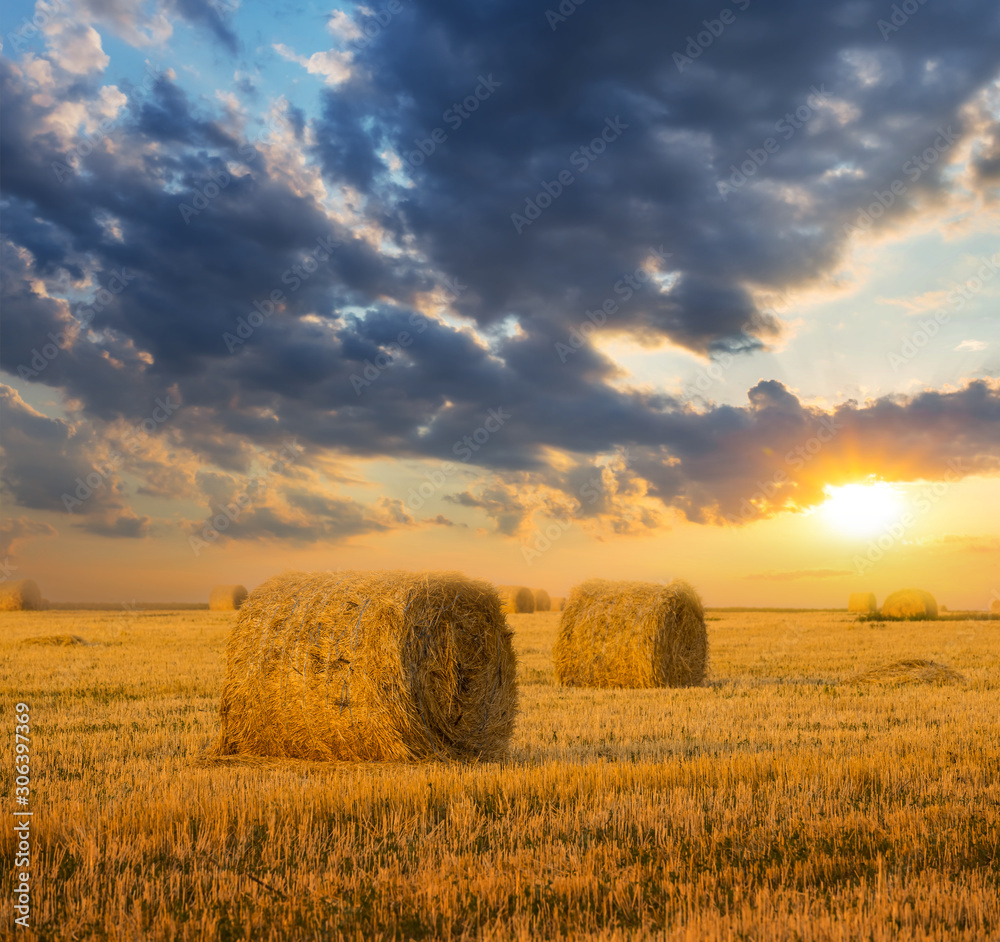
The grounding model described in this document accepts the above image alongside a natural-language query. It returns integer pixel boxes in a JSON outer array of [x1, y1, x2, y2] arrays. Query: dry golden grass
[[1, 607, 998, 940]]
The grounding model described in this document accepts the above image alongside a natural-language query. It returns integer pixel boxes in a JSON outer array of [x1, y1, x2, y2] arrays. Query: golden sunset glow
[[820, 482, 906, 538]]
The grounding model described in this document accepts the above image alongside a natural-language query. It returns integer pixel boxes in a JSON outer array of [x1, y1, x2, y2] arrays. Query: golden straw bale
[[881, 588, 938, 620], [848, 592, 877, 614], [553, 578, 707, 688], [533, 589, 551, 612], [0, 579, 42, 611], [209, 584, 248, 610], [209, 570, 518, 762], [497, 585, 535, 614]]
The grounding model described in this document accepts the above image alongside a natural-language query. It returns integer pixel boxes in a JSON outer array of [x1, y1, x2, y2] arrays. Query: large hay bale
[[848, 592, 877, 614], [882, 588, 938, 619], [553, 578, 707, 688], [209, 584, 248, 610], [847, 659, 965, 685], [497, 585, 535, 614], [533, 588, 551, 612], [210, 570, 518, 762], [0, 579, 42, 611]]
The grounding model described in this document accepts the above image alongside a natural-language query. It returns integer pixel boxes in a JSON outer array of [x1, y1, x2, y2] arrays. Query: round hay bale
[[554, 578, 707, 688], [497, 585, 535, 614], [550, 596, 566, 612], [847, 658, 965, 685], [882, 588, 938, 619], [210, 570, 518, 762], [209, 584, 248, 610], [848, 592, 877, 614], [990, 599, 1000, 615], [533, 588, 551, 612], [0, 579, 42, 611]]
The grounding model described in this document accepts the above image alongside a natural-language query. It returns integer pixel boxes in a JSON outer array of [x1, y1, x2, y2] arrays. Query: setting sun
[[820, 482, 906, 538]]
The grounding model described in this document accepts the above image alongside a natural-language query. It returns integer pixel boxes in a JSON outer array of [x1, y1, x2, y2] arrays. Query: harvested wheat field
[[3, 607, 998, 941]]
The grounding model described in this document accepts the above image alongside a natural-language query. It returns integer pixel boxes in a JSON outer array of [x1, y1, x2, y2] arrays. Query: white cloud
[[273, 42, 352, 85], [955, 339, 988, 352], [43, 19, 109, 75], [328, 9, 362, 43]]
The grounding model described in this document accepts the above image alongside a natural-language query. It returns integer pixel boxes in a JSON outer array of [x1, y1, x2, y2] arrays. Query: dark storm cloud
[[2, 4, 1000, 543], [317, 0, 1000, 353]]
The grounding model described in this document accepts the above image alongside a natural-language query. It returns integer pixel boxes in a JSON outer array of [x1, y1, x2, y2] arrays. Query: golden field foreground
[[2, 608, 999, 941]]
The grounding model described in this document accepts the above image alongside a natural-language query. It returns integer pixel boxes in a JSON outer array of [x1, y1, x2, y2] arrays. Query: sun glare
[[820, 482, 906, 537]]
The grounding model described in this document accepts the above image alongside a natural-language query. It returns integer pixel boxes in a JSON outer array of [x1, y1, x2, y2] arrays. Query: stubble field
[[1, 608, 998, 941]]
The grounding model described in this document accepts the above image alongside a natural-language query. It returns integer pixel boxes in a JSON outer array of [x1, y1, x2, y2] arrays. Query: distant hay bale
[[990, 599, 1000, 615], [21, 634, 88, 646], [209, 584, 248, 610], [848, 592, 877, 614], [209, 570, 518, 762], [0, 579, 42, 611], [882, 588, 938, 620], [533, 588, 551, 612], [553, 578, 707, 688], [550, 596, 566, 612], [497, 585, 535, 614], [848, 658, 965, 685]]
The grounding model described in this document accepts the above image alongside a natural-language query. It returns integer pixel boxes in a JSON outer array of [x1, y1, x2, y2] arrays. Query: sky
[[0, 0, 998, 607]]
